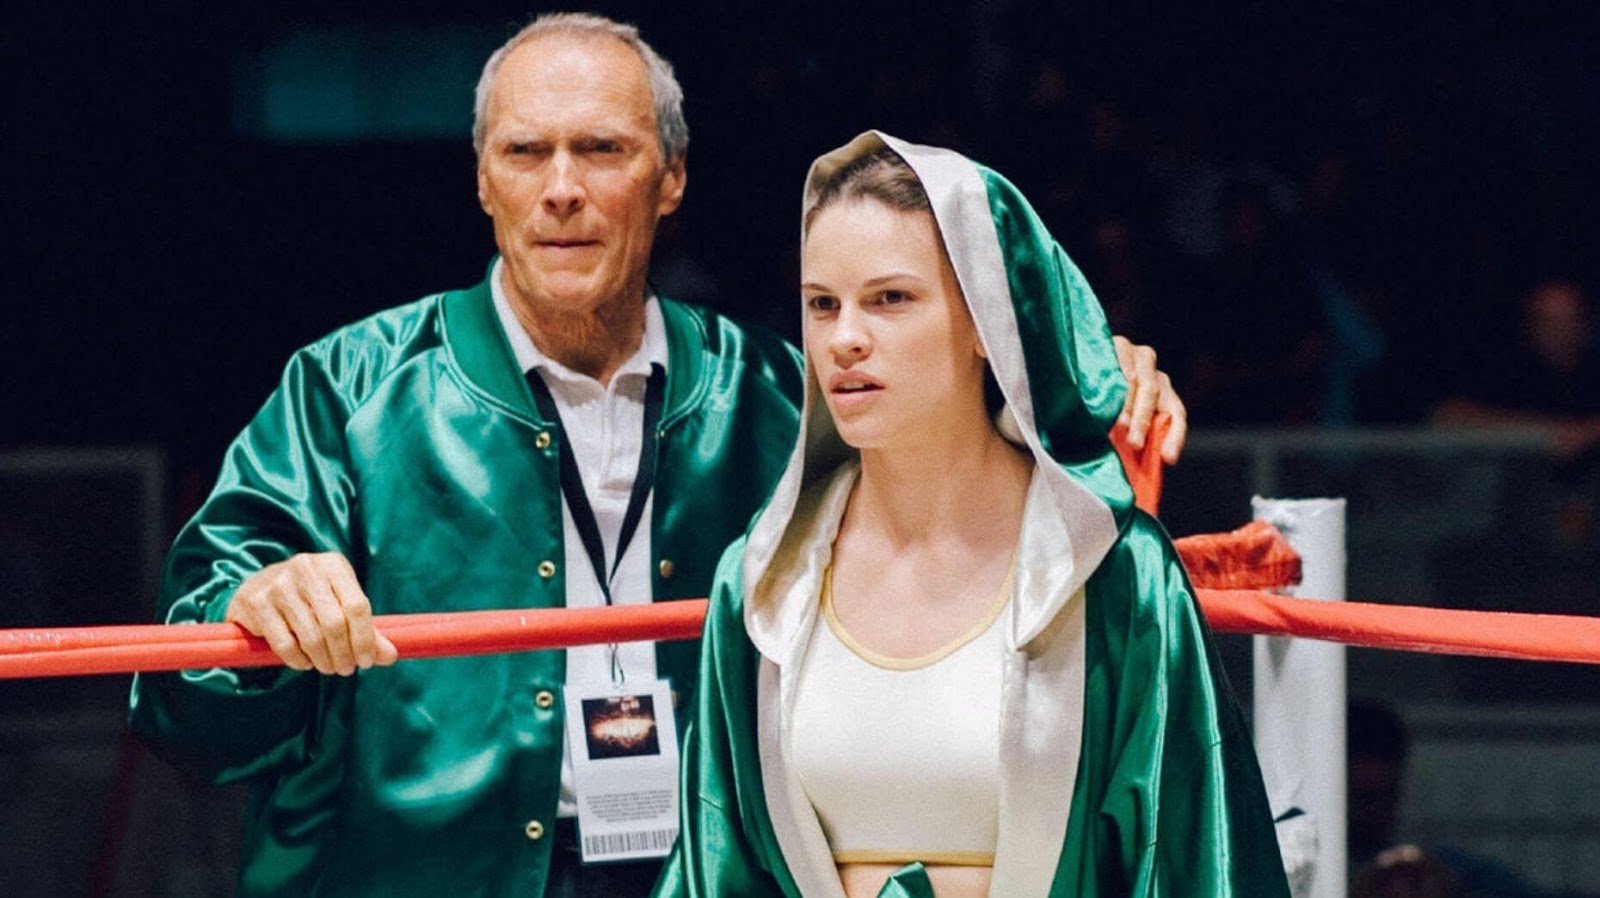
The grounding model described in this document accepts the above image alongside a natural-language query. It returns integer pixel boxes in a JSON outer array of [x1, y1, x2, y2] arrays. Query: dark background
[[5, 1, 1597, 479]]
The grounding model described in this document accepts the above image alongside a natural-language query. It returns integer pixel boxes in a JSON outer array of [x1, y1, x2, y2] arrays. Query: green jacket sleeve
[[654, 541, 800, 898], [128, 345, 359, 784], [1078, 516, 1290, 897]]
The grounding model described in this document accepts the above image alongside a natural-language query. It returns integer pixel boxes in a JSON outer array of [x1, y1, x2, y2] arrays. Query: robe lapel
[[752, 469, 856, 898], [990, 589, 1087, 895], [760, 659, 850, 898]]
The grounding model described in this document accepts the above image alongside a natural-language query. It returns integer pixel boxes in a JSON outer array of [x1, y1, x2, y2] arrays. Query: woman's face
[[801, 198, 987, 451]]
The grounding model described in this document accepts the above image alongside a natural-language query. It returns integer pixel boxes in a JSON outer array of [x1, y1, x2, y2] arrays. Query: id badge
[[562, 677, 680, 863]]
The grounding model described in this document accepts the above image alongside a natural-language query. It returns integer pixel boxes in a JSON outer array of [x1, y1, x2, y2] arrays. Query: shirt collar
[[490, 257, 668, 383]]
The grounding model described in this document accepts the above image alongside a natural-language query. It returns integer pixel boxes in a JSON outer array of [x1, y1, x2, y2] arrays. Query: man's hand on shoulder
[[1113, 335, 1188, 465], [225, 553, 399, 675]]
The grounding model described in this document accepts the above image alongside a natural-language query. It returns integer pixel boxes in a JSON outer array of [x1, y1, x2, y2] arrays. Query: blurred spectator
[[1349, 701, 1409, 861], [1075, 98, 1163, 235], [1140, 84, 1222, 260], [1354, 845, 1463, 898], [1297, 148, 1390, 425], [1078, 213, 1158, 339], [989, 3, 1090, 230], [990, 6, 1164, 242], [1183, 176, 1328, 425], [1073, 210, 1192, 381], [1415, 285, 1600, 645], [1433, 279, 1600, 569], [1348, 701, 1547, 898], [1432, 279, 1600, 459]]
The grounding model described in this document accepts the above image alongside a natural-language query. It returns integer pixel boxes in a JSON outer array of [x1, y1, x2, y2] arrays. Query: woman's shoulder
[[1103, 509, 1185, 575], [1088, 509, 1196, 626]]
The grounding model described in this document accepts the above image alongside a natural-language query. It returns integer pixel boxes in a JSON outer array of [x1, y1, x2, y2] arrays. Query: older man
[[129, 12, 1184, 898]]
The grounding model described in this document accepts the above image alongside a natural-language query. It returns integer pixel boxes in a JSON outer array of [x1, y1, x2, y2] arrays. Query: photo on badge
[[580, 693, 661, 760]]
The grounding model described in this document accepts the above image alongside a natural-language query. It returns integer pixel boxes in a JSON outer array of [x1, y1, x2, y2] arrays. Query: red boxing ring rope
[[1200, 591, 1600, 664], [4, 591, 1600, 679], [7, 415, 1596, 678], [0, 602, 709, 679]]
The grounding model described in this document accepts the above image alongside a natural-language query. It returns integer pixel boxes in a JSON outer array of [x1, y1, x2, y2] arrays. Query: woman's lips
[[827, 372, 884, 409]]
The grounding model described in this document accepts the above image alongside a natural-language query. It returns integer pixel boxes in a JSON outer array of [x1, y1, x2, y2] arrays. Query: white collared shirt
[[491, 260, 667, 817]]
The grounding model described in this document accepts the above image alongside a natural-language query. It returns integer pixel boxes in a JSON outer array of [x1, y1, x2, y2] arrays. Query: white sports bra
[[790, 565, 1011, 867]]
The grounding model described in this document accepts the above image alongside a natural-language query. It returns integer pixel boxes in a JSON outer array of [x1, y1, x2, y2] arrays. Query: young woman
[[653, 132, 1289, 898]]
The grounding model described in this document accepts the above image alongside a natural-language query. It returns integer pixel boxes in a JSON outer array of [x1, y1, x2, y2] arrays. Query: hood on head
[[743, 130, 1133, 661]]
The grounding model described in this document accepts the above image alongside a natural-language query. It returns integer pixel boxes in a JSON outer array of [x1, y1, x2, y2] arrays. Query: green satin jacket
[[656, 519, 1291, 898], [128, 266, 804, 897]]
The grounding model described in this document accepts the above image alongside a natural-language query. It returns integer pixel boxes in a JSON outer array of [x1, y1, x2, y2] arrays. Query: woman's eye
[[806, 295, 839, 312], [879, 290, 911, 305]]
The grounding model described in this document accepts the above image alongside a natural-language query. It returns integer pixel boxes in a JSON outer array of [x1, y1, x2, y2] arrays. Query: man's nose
[[541, 152, 585, 218]]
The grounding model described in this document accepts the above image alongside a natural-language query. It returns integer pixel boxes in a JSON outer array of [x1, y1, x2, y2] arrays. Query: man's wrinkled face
[[476, 34, 685, 321]]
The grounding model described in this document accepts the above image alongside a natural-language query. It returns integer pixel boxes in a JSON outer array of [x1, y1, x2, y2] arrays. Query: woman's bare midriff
[[838, 862, 992, 898]]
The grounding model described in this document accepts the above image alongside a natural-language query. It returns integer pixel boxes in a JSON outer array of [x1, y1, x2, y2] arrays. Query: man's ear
[[476, 164, 493, 215], [657, 155, 687, 216]]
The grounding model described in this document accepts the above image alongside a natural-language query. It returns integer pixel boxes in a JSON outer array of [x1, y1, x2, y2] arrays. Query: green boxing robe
[[128, 264, 805, 897], [654, 132, 1291, 898]]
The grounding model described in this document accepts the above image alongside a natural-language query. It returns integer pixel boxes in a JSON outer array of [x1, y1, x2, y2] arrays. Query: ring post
[[1251, 497, 1347, 898]]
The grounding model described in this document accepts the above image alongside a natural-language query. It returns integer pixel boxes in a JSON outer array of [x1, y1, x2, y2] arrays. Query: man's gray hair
[[472, 12, 689, 165]]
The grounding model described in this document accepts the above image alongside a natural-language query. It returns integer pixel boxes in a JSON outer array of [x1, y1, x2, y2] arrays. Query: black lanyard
[[526, 364, 665, 609]]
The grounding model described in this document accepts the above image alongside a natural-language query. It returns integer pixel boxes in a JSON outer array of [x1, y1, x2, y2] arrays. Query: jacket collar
[[441, 257, 708, 427]]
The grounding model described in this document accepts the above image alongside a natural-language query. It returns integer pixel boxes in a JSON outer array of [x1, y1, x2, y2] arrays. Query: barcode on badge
[[583, 828, 677, 857]]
